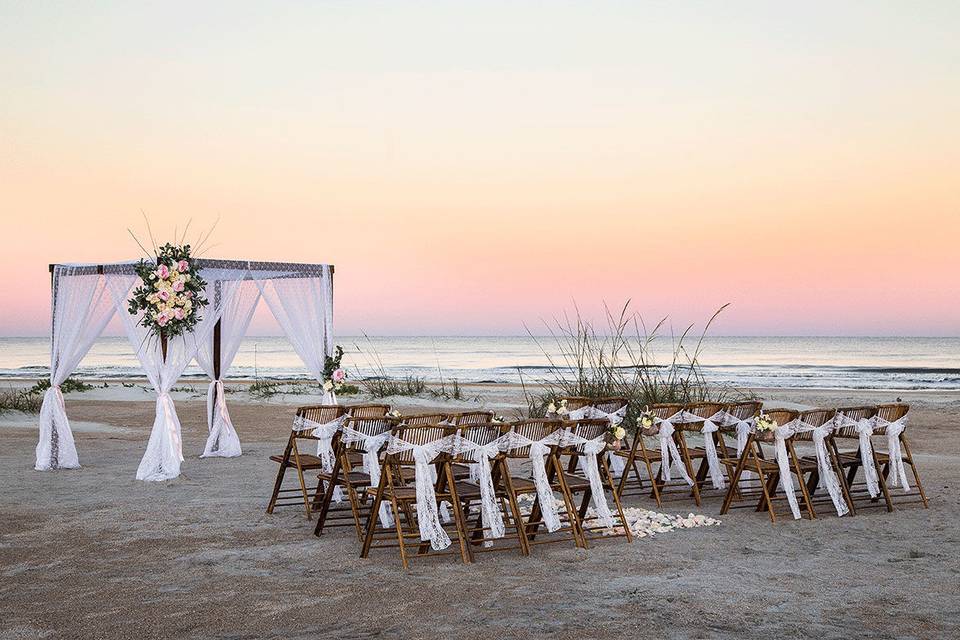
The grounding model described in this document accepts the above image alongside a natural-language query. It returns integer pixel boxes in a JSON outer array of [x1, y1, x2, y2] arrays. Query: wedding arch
[[37, 258, 336, 481]]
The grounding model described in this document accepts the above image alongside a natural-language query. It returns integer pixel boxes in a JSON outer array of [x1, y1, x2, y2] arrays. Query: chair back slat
[[402, 412, 447, 426], [347, 404, 391, 418], [341, 416, 397, 454], [684, 402, 726, 419], [294, 405, 347, 433], [558, 396, 592, 411], [450, 423, 502, 463], [589, 397, 628, 414], [763, 409, 800, 430], [725, 400, 762, 420], [558, 418, 608, 455], [504, 419, 563, 458], [834, 405, 878, 437], [793, 408, 835, 441], [649, 403, 684, 420], [391, 425, 455, 464], [449, 411, 495, 425], [876, 403, 909, 423]]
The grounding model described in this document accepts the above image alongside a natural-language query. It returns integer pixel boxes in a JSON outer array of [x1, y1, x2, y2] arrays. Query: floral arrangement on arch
[[322, 345, 347, 393], [128, 243, 208, 339]]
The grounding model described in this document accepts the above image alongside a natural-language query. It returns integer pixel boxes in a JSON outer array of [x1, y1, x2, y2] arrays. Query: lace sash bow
[[873, 416, 910, 492], [678, 410, 726, 490], [653, 412, 694, 485], [386, 435, 454, 551], [793, 418, 848, 516], [340, 426, 393, 527], [834, 414, 881, 498], [294, 414, 348, 502], [772, 420, 804, 520], [503, 430, 566, 532], [449, 434, 509, 545], [560, 431, 615, 528], [586, 405, 628, 478]]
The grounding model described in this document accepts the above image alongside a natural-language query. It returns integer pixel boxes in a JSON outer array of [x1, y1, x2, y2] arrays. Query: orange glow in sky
[[1, 2, 958, 336]]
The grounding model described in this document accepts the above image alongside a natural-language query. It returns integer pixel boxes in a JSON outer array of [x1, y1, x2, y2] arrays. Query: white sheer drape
[[254, 264, 335, 404], [106, 273, 222, 481], [195, 277, 260, 458], [35, 266, 119, 470]]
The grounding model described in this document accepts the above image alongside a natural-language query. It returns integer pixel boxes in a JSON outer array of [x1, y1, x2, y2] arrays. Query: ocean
[[1, 336, 958, 391]]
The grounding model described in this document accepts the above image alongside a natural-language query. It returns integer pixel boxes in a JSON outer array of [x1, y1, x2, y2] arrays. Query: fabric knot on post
[[386, 435, 454, 551], [875, 416, 910, 492], [655, 412, 693, 485], [773, 420, 802, 520], [504, 429, 565, 532], [560, 431, 615, 529]]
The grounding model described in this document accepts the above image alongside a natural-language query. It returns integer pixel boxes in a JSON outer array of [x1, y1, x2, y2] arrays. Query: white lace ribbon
[[340, 426, 393, 528], [795, 418, 848, 517], [587, 405, 628, 478], [293, 414, 347, 503], [386, 436, 453, 551], [450, 434, 509, 545], [773, 420, 803, 520], [561, 431, 615, 529], [503, 429, 565, 532], [834, 414, 881, 498], [874, 416, 910, 492], [654, 412, 693, 485], [676, 410, 725, 490]]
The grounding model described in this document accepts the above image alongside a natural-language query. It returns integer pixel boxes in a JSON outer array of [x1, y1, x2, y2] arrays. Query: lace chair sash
[[676, 410, 726, 490], [834, 414, 881, 498], [341, 426, 393, 527], [873, 416, 910, 492], [586, 404, 628, 478], [385, 435, 455, 551], [503, 429, 566, 532], [653, 412, 693, 485], [449, 433, 511, 544], [293, 414, 348, 503], [772, 420, 804, 520], [560, 431, 615, 529], [794, 418, 848, 516]]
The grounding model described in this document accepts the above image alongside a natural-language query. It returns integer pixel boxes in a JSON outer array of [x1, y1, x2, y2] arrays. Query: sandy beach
[[1, 383, 958, 639]]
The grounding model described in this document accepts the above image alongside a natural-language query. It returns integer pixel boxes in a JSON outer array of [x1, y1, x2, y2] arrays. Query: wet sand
[[1, 385, 958, 639]]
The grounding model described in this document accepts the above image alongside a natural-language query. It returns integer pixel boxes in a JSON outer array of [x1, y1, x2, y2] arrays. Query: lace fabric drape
[[254, 264, 335, 404], [36, 266, 120, 470], [653, 412, 694, 485], [195, 276, 261, 458], [106, 272, 223, 481]]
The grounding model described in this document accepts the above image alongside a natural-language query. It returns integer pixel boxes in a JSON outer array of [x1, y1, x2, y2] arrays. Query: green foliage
[[336, 383, 361, 396], [0, 388, 43, 414], [522, 301, 745, 428], [28, 377, 95, 395], [363, 375, 427, 398]]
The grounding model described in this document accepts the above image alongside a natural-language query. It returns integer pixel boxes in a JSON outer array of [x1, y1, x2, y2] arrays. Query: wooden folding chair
[[872, 403, 929, 509], [720, 409, 818, 523], [266, 404, 348, 519], [827, 405, 893, 512], [793, 408, 854, 517], [314, 415, 399, 538], [449, 422, 529, 556], [346, 403, 391, 418], [499, 419, 584, 550], [555, 418, 632, 546], [401, 412, 447, 426], [360, 424, 472, 569], [613, 403, 700, 507]]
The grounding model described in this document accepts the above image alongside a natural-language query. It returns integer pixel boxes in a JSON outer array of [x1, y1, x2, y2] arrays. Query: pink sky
[[1, 2, 958, 337]]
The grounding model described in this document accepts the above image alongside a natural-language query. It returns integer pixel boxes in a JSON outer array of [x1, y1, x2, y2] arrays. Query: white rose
[[322, 380, 334, 391]]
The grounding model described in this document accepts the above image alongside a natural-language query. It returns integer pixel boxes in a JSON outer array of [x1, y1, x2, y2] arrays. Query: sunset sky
[[2, 2, 958, 337]]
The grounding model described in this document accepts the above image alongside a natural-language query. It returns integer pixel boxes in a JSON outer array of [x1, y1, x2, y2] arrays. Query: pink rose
[[173, 308, 185, 320], [158, 290, 170, 302], [172, 280, 185, 292], [332, 368, 346, 383], [157, 264, 170, 279], [177, 260, 189, 273], [157, 313, 169, 327], [184, 291, 193, 299]]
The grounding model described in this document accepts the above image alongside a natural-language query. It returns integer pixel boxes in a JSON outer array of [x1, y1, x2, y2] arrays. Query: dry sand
[[1, 384, 958, 639]]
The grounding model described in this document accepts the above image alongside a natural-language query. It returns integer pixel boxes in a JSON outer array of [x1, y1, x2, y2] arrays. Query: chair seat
[[507, 472, 591, 493], [732, 456, 819, 474], [270, 453, 324, 469], [317, 469, 373, 486]]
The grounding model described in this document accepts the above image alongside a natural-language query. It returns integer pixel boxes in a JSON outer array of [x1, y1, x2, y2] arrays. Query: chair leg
[[499, 465, 530, 556], [754, 458, 777, 524], [445, 463, 473, 565], [720, 450, 750, 515], [676, 431, 701, 506], [828, 437, 857, 516], [551, 457, 585, 548], [600, 454, 632, 543], [266, 441, 294, 514], [638, 440, 663, 507], [871, 442, 895, 513], [790, 443, 816, 519], [900, 435, 929, 508]]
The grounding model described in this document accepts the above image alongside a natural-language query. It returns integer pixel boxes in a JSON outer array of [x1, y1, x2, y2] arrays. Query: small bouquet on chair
[[546, 398, 569, 418], [321, 345, 347, 393], [754, 412, 778, 442], [608, 423, 626, 449], [637, 408, 658, 436]]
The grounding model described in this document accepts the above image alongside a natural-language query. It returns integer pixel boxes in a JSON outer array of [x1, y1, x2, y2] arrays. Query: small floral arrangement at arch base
[[322, 345, 347, 393], [128, 243, 208, 340]]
